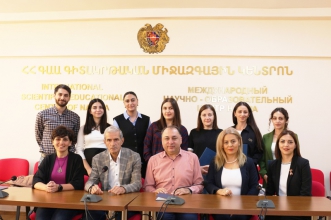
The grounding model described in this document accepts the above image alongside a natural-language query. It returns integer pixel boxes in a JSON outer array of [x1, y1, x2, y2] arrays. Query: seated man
[[83, 126, 141, 220], [144, 125, 203, 220]]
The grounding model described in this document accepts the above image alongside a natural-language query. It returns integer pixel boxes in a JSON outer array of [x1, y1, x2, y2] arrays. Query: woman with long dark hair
[[189, 104, 222, 174], [76, 99, 110, 175], [232, 102, 264, 164], [266, 130, 311, 220], [259, 107, 297, 186], [143, 97, 188, 162]]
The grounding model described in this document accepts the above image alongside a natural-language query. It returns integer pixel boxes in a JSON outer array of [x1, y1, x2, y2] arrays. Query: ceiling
[[1, 0, 331, 13]]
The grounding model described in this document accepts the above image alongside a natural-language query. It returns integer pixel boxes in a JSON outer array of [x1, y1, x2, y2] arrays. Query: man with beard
[[35, 84, 80, 164]]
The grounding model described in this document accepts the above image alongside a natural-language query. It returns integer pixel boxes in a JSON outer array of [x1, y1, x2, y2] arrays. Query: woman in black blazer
[[266, 130, 311, 220]]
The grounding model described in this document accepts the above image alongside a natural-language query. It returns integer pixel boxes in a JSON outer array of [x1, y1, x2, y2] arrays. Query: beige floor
[[0, 211, 26, 220]]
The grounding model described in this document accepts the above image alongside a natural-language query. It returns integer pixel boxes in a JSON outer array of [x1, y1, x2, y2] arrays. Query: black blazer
[[266, 156, 311, 196], [205, 157, 259, 195], [232, 125, 263, 164]]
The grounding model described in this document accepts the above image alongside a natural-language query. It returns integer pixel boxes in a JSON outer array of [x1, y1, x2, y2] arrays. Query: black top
[[113, 113, 150, 159], [114, 113, 149, 178], [233, 125, 263, 164], [188, 128, 222, 158], [32, 152, 84, 190], [266, 156, 312, 196]]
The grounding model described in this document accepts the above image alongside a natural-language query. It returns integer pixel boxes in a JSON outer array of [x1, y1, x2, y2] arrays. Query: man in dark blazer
[[83, 125, 141, 220]]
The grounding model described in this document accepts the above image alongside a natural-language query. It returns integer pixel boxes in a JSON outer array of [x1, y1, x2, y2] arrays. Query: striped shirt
[[35, 106, 80, 155]]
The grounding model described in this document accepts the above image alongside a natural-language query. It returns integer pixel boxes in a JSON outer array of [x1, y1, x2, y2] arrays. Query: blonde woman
[[205, 127, 259, 220]]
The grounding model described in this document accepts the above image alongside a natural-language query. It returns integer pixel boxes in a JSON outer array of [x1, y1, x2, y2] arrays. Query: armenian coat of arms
[[137, 23, 170, 54]]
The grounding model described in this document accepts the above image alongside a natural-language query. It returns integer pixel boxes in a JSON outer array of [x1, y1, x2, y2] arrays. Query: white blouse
[[279, 163, 291, 196], [76, 125, 107, 160], [221, 167, 242, 195], [271, 142, 276, 160]]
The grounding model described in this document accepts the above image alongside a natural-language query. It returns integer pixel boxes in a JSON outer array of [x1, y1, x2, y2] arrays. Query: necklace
[[226, 158, 238, 164], [57, 156, 68, 173]]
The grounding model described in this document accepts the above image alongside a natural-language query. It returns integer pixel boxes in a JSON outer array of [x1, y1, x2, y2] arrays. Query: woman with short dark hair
[[33, 126, 84, 220]]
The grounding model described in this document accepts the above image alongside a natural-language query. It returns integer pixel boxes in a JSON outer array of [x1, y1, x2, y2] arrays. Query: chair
[[257, 165, 263, 185], [310, 168, 324, 186], [127, 178, 145, 220], [311, 181, 326, 220], [0, 158, 29, 220], [0, 158, 29, 181], [33, 162, 39, 174], [311, 181, 325, 197]]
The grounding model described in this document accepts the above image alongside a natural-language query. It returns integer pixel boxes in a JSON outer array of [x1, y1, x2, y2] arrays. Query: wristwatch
[[58, 184, 63, 192]]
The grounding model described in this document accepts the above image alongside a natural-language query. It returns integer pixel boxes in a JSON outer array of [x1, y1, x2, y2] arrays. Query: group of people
[[32, 84, 311, 220]]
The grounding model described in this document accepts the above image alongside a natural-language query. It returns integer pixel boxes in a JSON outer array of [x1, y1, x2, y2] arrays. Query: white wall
[[1, 8, 330, 196]]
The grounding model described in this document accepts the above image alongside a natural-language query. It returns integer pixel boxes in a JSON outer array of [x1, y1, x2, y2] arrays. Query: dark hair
[[83, 99, 109, 135], [161, 125, 182, 136], [51, 125, 76, 145], [197, 104, 219, 131], [269, 107, 289, 130], [54, 84, 71, 96], [156, 98, 182, 131], [275, 130, 301, 159], [123, 91, 138, 100], [232, 102, 263, 151]]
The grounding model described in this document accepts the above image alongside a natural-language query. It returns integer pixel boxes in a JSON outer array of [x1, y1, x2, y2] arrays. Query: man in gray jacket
[[84, 125, 141, 220]]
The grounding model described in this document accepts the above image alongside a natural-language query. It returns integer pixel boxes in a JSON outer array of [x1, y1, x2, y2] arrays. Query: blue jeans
[[158, 212, 198, 220], [35, 208, 82, 220]]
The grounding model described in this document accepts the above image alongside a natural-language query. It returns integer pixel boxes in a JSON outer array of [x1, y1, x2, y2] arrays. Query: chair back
[[0, 158, 29, 181], [311, 168, 324, 186], [33, 162, 39, 174], [140, 178, 145, 192], [311, 181, 325, 196]]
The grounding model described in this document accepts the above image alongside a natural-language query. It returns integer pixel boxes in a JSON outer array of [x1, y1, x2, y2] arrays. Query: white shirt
[[279, 163, 291, 196], [113, 111, 151, 127], [221, 167, 242, 195], [271, 142, 276, 160], [76, 125, 107, 159], [108, 150, 121, 189]]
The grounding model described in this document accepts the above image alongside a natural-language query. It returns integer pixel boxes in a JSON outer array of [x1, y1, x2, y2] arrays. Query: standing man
[[35, 84, 80, 163], [144, 125, 203, 220], [84, 126, 141, 220]]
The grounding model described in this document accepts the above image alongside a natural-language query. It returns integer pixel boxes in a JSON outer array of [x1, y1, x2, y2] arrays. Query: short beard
[[55, 100, 68, 107]]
